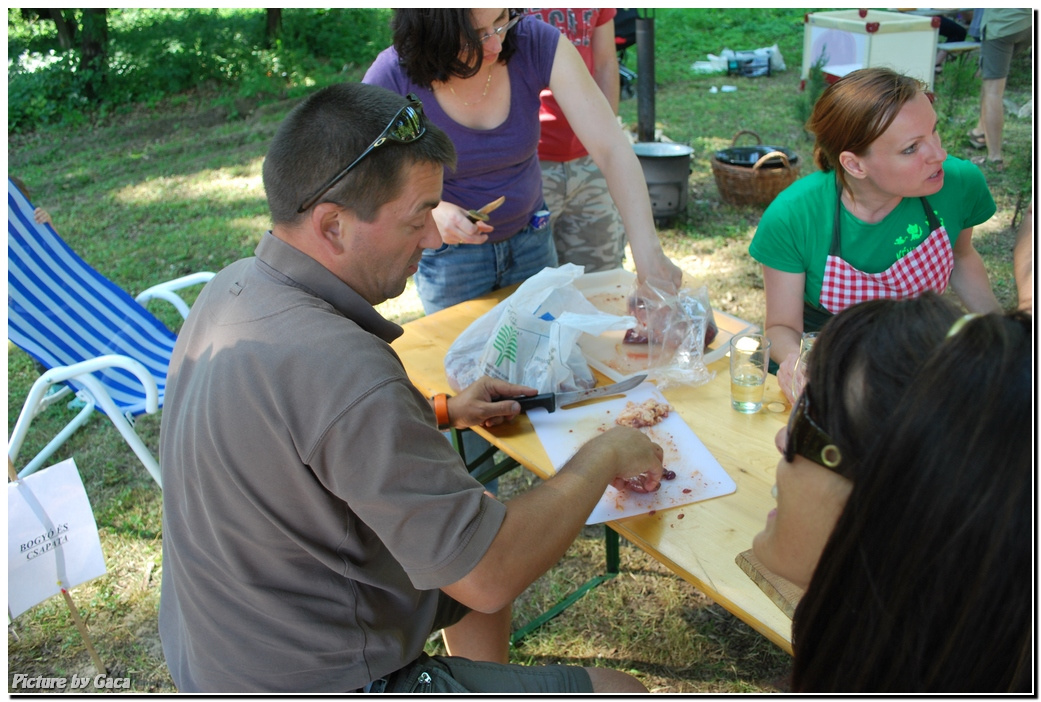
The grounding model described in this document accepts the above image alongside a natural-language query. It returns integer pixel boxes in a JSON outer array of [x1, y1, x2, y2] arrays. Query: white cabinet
[[801, 9, 940, 90]]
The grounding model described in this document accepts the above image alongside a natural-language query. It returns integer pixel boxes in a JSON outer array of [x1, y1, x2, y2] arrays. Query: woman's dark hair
[[805, 292, 963, 482], [391, 9, 523, 88], [792, 310, 1033, 692], [807, 67, 926, 193]]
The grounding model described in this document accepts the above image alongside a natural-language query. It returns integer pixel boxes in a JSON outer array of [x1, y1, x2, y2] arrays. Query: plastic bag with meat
[[622, 279, 717, 389]]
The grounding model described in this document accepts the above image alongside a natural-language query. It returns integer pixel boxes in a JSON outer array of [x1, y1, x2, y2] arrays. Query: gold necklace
[[448, 66, 493, 107]]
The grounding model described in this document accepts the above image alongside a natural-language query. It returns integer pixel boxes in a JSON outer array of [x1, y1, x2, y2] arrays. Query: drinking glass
[[729, 333, 771, 413], [790, 332, 818, 401]]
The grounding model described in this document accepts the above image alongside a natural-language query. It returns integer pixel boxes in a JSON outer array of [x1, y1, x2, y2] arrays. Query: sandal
[[967, 130, 987, 149], [971, 154, 1004, 171]]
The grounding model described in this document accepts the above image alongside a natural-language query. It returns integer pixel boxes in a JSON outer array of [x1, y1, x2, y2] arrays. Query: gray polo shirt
[[159, 232, 506, 692]]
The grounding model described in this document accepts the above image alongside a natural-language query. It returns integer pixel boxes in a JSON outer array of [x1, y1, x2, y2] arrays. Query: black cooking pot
[[714, 144, 799, 169]]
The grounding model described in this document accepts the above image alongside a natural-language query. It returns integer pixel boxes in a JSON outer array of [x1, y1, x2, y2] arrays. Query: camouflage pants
[[540, 155, 627, 273]]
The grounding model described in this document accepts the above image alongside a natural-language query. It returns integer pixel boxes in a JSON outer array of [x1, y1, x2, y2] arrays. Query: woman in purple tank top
[[364, 9, 680, 313]]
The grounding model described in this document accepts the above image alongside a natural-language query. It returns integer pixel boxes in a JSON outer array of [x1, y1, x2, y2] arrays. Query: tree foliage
[[8, 8, 393, 133]]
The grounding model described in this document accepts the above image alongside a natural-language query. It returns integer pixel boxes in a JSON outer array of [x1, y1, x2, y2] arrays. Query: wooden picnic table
[[391, 282, 797, 653]]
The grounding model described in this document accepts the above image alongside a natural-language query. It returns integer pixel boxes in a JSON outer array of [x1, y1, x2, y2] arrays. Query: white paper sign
[[8, 458, 107, 619]]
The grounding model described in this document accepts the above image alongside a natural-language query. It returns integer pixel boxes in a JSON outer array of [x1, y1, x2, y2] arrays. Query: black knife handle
[[514, 393, 556, 413]]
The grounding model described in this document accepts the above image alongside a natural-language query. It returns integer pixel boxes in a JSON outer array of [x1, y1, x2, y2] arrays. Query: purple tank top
[[363, 17, 559, 242]]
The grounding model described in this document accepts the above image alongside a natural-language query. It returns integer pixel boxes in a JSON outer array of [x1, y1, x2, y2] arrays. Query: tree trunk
[[47, 9, 77, 49], [266, 9, 282, 48], [79, 8, 108, 102]]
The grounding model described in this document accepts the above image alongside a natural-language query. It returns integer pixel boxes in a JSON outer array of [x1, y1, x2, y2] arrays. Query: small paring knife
[[512, 374, 647, 413], [466, 195, 506, 223]]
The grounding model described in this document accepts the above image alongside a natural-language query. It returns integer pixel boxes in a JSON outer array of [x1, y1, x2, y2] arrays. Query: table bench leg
[[448, 429, 623, 646], [452, 428, 521, 485], [509, 525, 620, 646]]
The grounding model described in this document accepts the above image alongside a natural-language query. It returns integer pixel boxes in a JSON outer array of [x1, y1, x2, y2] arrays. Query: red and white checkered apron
[[820, 197, 954, 315]]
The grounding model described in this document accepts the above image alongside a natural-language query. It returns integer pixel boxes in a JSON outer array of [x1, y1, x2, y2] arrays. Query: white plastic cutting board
[[527, 382, 737, 524]]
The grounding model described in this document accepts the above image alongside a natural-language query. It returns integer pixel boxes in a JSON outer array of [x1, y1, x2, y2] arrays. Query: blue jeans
[[415, 221, 558, 314]]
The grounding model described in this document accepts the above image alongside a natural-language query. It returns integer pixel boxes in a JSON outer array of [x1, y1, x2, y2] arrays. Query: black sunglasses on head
[[297, 93, 427, 213], [785, 389, 842, 470]]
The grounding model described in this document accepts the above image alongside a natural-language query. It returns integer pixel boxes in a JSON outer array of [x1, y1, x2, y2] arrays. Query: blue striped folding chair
[[7, 178, 214, 487]]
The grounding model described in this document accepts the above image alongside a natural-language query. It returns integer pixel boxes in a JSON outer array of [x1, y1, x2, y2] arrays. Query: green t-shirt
[[749, 156, 995, 311]]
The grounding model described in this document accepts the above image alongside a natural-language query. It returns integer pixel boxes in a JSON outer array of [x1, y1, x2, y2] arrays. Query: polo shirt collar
[[254, 231, 404, 344]]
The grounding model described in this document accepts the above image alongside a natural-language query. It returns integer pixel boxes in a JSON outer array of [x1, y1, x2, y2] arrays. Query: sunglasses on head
[[297, 93, 427, 213], [785, 389, 842, 470], [946, 312, 981, 339]]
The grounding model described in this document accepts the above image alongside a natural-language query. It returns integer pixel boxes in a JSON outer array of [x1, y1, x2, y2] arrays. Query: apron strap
[[832, 184, 942, 257], [919, 196, 941, 233], [829, 178, 843, 257]]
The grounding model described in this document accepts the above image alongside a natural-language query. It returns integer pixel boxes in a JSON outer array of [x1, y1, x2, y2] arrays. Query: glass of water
[[790, 332, 818, 401], [729, 332, 771, 413]]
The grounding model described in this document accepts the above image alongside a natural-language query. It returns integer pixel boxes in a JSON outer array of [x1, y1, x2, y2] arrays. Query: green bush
[[8, 8, 393, 133], [7, 51, 93, 132]]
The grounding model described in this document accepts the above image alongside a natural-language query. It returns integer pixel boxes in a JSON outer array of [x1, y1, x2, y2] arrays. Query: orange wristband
[[433, 393, 451, 430]]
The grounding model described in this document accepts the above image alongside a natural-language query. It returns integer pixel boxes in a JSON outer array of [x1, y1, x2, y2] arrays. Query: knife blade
[[466, 195, 506, 223], [513, 374, 647, 413]]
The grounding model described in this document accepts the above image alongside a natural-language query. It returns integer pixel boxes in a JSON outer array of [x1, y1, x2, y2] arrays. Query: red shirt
[[528, 8, 617, 162]]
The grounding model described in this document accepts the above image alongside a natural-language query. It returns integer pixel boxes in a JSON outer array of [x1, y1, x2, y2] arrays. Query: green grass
[[7, 7, 1032, 693]]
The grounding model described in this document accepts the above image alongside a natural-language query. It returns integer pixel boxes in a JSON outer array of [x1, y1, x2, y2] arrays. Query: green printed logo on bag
[[492, 324, 518, 367]]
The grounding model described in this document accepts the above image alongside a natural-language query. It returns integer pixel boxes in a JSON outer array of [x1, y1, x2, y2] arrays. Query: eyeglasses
[[296, 93, 427, 213], [479, 13, 521, 43], [785, 389, 842, 470]]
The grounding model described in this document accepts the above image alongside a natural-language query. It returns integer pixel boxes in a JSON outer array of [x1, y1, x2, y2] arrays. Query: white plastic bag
[[445, 264, 636, 393]]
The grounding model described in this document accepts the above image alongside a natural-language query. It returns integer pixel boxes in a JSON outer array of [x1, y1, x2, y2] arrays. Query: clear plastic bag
[[444, 264, 636, 393], [624, 278, 717, 389]]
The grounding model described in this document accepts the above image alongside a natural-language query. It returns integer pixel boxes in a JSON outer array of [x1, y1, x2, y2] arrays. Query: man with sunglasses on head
[[158, 81, 662, 694]]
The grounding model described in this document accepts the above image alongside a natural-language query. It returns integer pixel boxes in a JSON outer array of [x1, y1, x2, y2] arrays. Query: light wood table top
[[392, 287, 795, 654]]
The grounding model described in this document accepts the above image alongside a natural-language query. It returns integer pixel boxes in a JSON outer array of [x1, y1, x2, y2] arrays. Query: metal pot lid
[[633, 142, 694, 158], [714, 145, 798, 168]]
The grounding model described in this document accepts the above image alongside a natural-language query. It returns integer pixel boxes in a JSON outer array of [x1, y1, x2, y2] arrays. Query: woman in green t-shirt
[[749, 68, 1001, 401]]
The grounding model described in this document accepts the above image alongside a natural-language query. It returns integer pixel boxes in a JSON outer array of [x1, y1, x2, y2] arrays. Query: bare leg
[[970, 59, 985, 137], [980, 77, 1007, 161], [585, 666, 650, 693], [441, 606, 511, 664]]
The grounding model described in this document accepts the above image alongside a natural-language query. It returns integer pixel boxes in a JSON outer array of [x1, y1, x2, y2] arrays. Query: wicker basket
[[711, 130, 800, 207]]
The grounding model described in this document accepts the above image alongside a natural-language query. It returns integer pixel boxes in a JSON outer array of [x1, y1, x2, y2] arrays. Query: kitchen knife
[[466, 195, 506, 223], [513, 374, 647, 413]]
